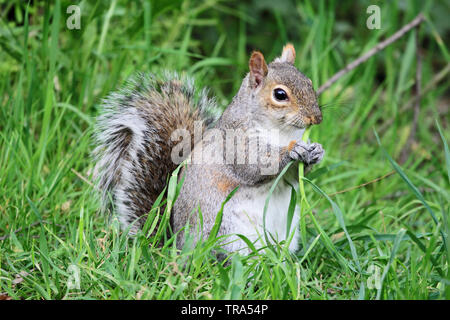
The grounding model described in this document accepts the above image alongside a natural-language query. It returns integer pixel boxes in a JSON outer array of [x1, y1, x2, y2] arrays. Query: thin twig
[[328, 171, 396, 197], [403, 62, 448, 109], [71, 168, 95, 188], [317, 13, 425, 95], [0, 221, 42, 241], [0, 220, 67, 241], [361, 187, 435, 206], [400, 26, 422, 163], [377, 62, 450, 134]]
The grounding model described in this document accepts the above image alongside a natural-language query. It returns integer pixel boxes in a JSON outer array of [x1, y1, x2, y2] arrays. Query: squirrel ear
[[249, 51, 268, 88], [279, 43, 296, 64]]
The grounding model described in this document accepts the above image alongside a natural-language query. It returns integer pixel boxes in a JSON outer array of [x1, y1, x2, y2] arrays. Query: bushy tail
[[93, 72, 217, 232]]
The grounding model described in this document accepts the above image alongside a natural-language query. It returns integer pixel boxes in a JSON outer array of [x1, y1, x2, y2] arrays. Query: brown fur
[[249, 51, 268, 88], [216, 175, 239, 194], [287, 140, 297, 152], [281, 43, 296, 64], [129, 88, 206, 221]]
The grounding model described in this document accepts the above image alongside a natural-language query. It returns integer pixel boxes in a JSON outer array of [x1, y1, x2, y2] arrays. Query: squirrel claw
[[289, 141, 324, 165]]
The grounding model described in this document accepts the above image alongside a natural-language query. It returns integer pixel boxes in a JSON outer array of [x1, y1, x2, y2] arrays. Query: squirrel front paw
[[289, 141, 324, 165]]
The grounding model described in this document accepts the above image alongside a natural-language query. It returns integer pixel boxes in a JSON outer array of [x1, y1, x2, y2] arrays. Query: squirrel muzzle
[[305, 113, 322, 125], [303, 104, 323, 125]]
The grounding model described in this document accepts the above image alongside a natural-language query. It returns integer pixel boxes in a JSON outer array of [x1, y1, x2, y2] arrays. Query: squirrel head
[[244, 44, 322, 129]]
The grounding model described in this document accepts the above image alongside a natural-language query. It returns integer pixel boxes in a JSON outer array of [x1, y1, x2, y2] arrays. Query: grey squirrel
[[93, 44, 324, 254]]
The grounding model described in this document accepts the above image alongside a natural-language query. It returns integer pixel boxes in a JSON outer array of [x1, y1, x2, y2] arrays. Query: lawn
[[0, 0, 449, 300]]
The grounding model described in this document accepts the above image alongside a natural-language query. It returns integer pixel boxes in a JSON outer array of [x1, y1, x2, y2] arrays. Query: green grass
[[0, 0, 449, 299]]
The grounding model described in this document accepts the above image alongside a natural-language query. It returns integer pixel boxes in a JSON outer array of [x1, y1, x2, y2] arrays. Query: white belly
[[224, 181, 300, 253]]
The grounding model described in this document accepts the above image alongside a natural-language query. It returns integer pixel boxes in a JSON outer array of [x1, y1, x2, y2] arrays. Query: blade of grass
[[207, 186, 239, 243], [298, 234, 321, 264], [374, 129, 440, 225], [435, 119, 450, 184], [304, 177, 361, 272], [298, 128, 311, 250], [376, 228, 406, 300], [263, 161, 294, 248]]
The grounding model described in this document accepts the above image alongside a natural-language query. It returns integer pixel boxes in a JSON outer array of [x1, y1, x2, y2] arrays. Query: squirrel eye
[[273, 88, 288, 101]]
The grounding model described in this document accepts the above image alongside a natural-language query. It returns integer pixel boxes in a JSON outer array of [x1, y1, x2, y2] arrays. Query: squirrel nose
[[313, 113, 323, 124], [306, 114, 322, 125]]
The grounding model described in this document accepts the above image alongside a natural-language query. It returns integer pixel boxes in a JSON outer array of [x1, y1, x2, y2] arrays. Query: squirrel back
[[93, 72, 217, 232]]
